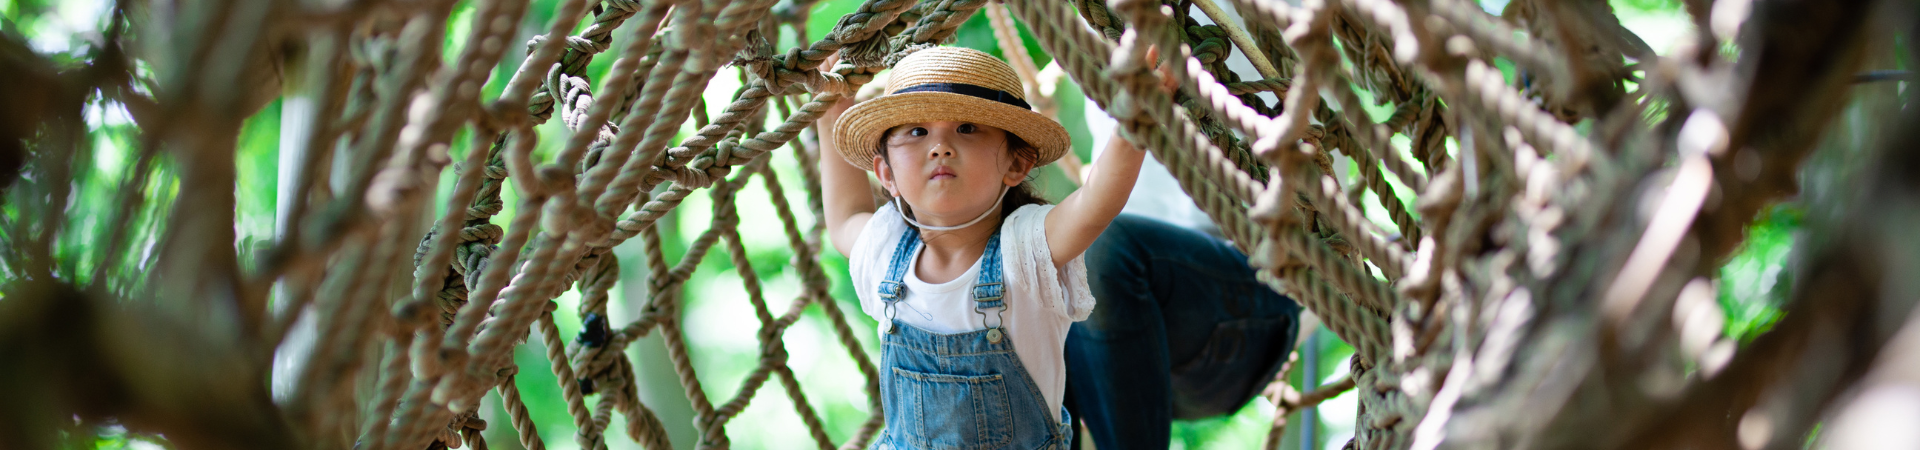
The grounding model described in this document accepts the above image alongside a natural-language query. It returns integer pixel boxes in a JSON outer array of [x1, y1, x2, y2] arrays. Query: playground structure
[[2, 0, 1918, 449]]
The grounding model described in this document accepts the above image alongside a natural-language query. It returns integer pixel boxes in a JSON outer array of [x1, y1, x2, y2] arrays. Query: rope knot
[[457, 223, 504, 245], [881, 42, 935, 67], [801, 69, 852, 96], [563, 35, 608, 54], [457, 243, 493, 287], [840, 34, 892, 69], [568, 312, 631, 395], [1191, 36, 1231, 64]]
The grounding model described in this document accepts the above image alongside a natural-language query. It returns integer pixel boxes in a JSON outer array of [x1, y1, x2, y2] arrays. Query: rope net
[[1, 0, 1916, 449]]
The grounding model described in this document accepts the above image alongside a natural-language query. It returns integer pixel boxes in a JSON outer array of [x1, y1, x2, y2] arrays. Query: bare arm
[[1044, 132, 1145, 268], [819, 95, 876, 256]]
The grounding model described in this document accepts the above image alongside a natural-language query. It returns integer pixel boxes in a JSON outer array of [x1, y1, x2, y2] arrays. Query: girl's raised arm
[[819, 95, 876, 256], [1043, 132, 1146, 268]]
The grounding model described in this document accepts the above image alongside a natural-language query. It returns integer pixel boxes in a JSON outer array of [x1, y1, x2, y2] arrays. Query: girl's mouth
[[930, 166, 956, 180]]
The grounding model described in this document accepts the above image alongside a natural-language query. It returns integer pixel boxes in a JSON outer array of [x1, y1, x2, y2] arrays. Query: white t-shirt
[[850, 202, 1097, 422]]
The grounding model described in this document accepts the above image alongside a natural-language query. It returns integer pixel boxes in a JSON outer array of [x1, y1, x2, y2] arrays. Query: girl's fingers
[[822, 49, 842, 69], [1142, 45, 1176, 93]]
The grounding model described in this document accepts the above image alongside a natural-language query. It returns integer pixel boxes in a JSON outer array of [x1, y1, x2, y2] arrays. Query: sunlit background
[[2, 0, 1796, 448]]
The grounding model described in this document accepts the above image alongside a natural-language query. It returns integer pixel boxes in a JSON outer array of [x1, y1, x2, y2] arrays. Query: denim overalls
[[870, 225, 1072, 450]]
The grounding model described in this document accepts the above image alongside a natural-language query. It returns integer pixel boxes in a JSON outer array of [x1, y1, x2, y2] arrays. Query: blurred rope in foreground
[[2, 0, 1918, 449]]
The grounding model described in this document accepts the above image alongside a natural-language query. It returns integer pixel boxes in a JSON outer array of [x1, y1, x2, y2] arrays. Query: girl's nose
[[927, 142, 953, 158]]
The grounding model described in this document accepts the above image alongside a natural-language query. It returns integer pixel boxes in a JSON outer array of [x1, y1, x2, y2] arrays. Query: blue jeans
[[1064, 214, 1302, 450]]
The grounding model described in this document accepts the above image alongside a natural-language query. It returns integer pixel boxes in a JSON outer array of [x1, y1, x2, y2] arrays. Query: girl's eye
[[909, 127, 928, 137], [957, 123, 977, 134]]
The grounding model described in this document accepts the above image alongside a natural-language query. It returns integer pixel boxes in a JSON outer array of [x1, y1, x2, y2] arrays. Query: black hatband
[[890, 83, 1032, 110]]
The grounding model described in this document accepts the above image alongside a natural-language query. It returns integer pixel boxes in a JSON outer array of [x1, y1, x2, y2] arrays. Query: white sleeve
[[848, 203, 902, 321], [1006, 205, 1098, 321]]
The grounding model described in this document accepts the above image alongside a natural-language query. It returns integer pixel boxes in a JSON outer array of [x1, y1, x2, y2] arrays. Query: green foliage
[[1613, 0, 1682, 14], [1717, 205, 1798, 342], [9, 0, 1800, 448]]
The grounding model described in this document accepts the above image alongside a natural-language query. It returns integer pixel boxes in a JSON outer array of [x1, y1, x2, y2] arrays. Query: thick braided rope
[[536, 306, 607, 450], [300, 222, 416, 439], [1075, 4, 1267, 211], [325, 0, 1597, 448], [434, 0, 748, 440], [440, 129, 544, 362], [548, 0, 675, 196], [352, 231, 444, 450], [653, 0, 911, 164], [606, 356, 675, 450], [288, 0, 1797, 446], [394, 0, 531, 354], [646, 164, 766, 448], [583, 0, 757, 222], [1299, 166, 1410, 280], [527, 0, 650, 121], [1327, 2, 1417, 105], [1182, 56, 1284, 156], [565, 249, 637, 448], [612, 93, 839, 236], [1013, 4, 1387, 363], [1171, 35, 1274, 181], [1136, 0, 1413, 367], [773, 96, 830, 246], [376, 0, 597, 438], [984, 3, 1051, 116], [293, 18, 447, 425], [704, 179, 800, 446], [591, 0, 889, 211], [1276, 217, 1399, 315], [579, 0, 774, 212], [748, 161, 854, 450], [409, 139, 544, 446], [1320, 66, 1429, 192], [614, 0, 977, 210], [411, 131, 506, 348], [359, 336, 415, 450], [459, 234, 585, 403], [1223, 77, 1291, 95], [1318, 110, 1424, 245], [1427, 0, 1569, 93], [1129, 0, 1404, 337], [497, 374, 549, 450], [1461, 59, 1595, 160]]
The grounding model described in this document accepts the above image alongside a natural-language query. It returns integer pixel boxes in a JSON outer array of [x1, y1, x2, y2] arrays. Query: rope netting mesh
[[8, 0, 1911, 449], [260, 0, 1889, 448]]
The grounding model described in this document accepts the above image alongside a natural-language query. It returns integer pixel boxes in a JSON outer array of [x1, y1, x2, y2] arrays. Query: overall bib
[[870, 226, 1072, 450]]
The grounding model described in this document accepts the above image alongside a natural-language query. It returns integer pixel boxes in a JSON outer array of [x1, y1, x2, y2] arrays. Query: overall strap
[[972, 231, 1007, 343], [874, 224, 1007, 343], [876, 226, 922, 329]]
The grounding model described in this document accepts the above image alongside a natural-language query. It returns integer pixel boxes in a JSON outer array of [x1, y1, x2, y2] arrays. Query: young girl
[[818, 46, 1145, 449]]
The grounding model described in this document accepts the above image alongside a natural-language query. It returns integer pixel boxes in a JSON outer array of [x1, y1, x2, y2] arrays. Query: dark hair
[[875, 127, 1049, 228]]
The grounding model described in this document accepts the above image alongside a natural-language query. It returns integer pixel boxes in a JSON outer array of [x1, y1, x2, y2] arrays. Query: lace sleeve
[[1005, 204, 1097, 321]]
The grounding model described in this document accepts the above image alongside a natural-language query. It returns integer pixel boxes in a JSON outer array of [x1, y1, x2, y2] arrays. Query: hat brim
[[833, 91, 1072, 172]]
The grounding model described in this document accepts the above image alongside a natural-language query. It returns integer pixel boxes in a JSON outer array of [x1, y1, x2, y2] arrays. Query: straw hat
[[833, 46, 1071, 172]]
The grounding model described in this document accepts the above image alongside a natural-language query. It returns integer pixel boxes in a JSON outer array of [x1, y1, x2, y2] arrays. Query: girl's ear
[[873, 155, 897, 196], [1002, 155, 1034, 187]]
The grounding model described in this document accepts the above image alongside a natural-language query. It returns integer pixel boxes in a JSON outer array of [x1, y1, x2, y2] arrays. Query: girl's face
[[874, 121, 1030, 225]]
